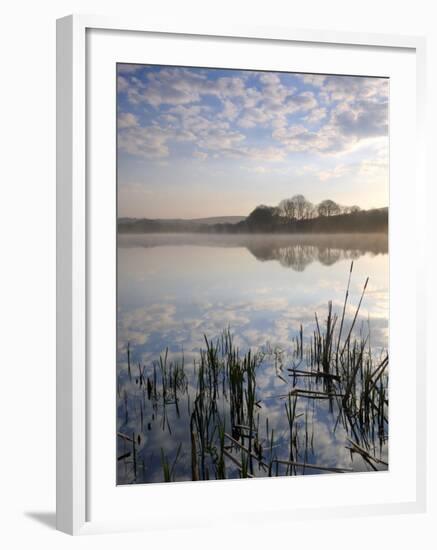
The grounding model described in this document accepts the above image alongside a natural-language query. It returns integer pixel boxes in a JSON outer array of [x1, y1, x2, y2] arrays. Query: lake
[[117, 233, 389, 484]]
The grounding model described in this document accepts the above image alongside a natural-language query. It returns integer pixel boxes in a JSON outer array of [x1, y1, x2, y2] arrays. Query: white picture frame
[[56, 14, 427, 535]]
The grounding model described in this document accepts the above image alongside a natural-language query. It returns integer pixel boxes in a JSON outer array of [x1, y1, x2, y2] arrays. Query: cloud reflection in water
[[117, 233, 389, 483]]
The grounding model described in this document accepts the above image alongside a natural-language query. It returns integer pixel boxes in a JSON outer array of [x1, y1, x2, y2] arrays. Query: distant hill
[[118, 208, 388, 235], [190, 216, 245, 225], [118, 216, 245, 233]]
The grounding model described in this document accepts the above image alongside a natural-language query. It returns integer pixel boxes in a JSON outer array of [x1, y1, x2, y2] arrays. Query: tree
[[278, 198, 296, 220], [279, 194, 314, 221], [317, 199, 341, 217], [342, 205, 361, 215], [302, 198, 315, 219], [246, 205, 280, 230], [293, 194, 307, 220]]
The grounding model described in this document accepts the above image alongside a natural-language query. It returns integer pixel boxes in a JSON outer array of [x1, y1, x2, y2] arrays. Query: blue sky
[[117, 64, 389, 219]]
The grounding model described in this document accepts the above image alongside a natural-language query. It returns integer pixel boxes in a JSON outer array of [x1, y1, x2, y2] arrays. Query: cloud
[[117, 76, 129, 92], [331, 98, 388, 140], [272, 97, 388, 155], [281, 74, 389, 154], [118, 112, 139, 129], [272, 124, 340, 153], [244, 146, 287, 162], [118, 303, 178, 349], [215, 75, 247, 98], [301, 141, 388, 183], [238, 83, 318, 130], [219, 99, 239, 121], [299, 74, 327, 87], [123, 67, 252, 109], [118, 125, 171, 158], [304, 107, 327, 125], [197, 127, 245, 151], [192, 150, 208, 160], [126, 67, 206, 107], [322, 75, 388, 103], [117, 66, 389, 161], [118, 64, 144, 75], [317, 164, 352, 182], [238, 106, 271, 128], [161, 104, 248, 156]]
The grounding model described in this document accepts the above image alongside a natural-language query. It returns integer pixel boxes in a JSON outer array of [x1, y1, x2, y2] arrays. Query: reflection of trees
[[317, 247, 342, 266], [245, 235, 387, 271], [274, 245, 317, 271], [250, 243, 354, 271], [119, 233, 388, 272]]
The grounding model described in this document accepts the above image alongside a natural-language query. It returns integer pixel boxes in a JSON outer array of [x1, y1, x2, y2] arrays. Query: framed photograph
[[56, 15, 427, 535]]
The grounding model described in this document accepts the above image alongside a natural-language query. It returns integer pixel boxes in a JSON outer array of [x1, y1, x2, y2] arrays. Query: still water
[[117, 233, 389, 484]]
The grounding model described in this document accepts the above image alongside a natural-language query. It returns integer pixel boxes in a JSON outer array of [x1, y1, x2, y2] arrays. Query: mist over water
[[119, 233, 387, 270], [117, 233, 389, 484]]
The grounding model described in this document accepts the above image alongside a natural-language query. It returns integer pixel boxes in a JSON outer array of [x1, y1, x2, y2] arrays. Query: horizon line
[[118, 204, 389, 220]]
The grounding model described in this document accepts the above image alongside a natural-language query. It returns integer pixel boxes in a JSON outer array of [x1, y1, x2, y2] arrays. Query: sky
[[117, 64, 389, 219]]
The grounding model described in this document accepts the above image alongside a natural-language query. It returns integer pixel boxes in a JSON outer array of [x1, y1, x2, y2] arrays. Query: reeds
[[117, 262, 389, 484], [160, 443, 182, 482]]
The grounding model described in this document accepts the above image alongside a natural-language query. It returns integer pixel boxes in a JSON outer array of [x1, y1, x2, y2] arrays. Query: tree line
[[239, 196, 386, 234], [267, 194, 361, 222], [118, 194, 388, 235]]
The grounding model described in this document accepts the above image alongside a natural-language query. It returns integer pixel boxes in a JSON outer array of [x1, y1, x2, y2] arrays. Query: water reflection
[[117, 233, 389, 484], [118, 233, 387, 272]]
